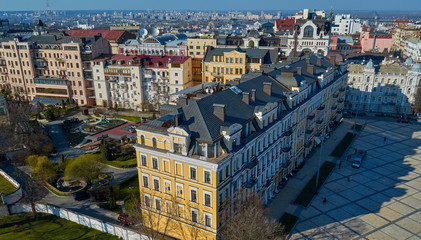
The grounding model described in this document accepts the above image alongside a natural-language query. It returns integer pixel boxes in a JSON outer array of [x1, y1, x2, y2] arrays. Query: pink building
[[360, 31, 392, 53]]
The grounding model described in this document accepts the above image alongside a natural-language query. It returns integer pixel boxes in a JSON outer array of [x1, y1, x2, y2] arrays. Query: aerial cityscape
[[0, 1, 421, 240]]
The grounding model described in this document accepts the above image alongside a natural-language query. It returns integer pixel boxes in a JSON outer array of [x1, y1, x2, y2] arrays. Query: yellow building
[[135, 55, 347, 240], [392, 25, 420, 54], [187, 37, 217, 59], [202, 47, 280, 84]]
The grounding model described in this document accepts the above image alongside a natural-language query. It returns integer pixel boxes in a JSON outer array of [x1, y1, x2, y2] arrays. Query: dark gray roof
[[203, 47, 279, 64]]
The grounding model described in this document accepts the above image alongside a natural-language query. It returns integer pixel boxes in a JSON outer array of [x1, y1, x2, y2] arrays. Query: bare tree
[[412, 86, 421, 115], [221, 189, 285, 240]]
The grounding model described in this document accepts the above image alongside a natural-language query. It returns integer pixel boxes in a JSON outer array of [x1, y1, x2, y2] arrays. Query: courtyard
[[289, 119, 421, 239]]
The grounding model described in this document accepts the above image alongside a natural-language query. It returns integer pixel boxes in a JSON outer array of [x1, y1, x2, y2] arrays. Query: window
[[191, 208, 198, 223], [204, 191, 212, 207], [204, 212, 212, 227], [204, 170, 211, 184], [152, 138, 157, 148], [142, 174, 149, 188], [177, 204, 185, 218], [164, 180, 171, 195], [144, 194, 151, 207], [152, 157, 159, 170], [175, 162, 183, 176], [153, 178, 160, 192], [176, 183, 184, 198], [163, 159, 170, 173], [155, 198, 162, 211], [190, 166, 197, 180], [140, 135, 145, 145], [190, 187, 198, 203], [141, 154, 147, 166], [166, 200, 173, 214], [303, 26, 314, 38]]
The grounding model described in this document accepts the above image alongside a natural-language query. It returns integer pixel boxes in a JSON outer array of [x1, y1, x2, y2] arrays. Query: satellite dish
[[139, 28, 148, 37], [151, 28, 160, 36]]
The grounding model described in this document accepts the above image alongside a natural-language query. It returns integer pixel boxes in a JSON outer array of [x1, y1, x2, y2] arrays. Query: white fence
[[0, 168, 23, 205], [0, 203, 148, 240]]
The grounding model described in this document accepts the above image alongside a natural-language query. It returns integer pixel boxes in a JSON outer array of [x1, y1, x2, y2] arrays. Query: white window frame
[[141, 173, 149, 189], [151, 156, 159, 170], [203, 190, 212, 208], [204, 212, 212, 228], [163, 159, 171, 173], [190, 186, 198, 204], [176, 182, 184, 199], [175, 162, 183, 176], [163, 179, 172, 195], [177, 204, 185, 218], [165, 200, 173, 214], [203, 169, 212, 184], [189, 166, 197, 180], [140, 154, 148, 167], [191, 208, 199, 223], [152, 176, 160, 192], [143, 193, 151, 207], [155, 197, 162, 211]]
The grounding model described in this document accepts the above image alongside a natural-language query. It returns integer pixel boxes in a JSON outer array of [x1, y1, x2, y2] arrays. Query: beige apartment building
[[187, 37, 217, 59], [0, 34, 111, 106], [392, 25, 420, 55]]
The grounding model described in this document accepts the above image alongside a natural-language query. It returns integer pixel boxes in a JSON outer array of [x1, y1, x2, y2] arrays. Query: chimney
[[213, 104, 225, 122], [251, 89, 256, 102], [263, 82, 272, 96], [174, 115, 180, 126], [234, 79, 241, 85], [177, 96, 188, 106], [296, 67, 302, 75], [242, 92, 250, 105], [307, 65, 315, 75], [329, 56, 336, 65], [317, 57, 322, 67]]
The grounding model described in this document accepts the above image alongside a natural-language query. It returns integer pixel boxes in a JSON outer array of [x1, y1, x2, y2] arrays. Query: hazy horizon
[[1, 0, 420, 11]]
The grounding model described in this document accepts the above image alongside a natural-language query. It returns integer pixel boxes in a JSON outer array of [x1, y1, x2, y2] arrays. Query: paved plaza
[[289, 119, 421, 240]]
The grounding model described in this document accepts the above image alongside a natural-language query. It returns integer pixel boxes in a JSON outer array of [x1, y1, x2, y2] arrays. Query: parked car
[[90, 179, 110, 189], [73, 190, 90, 201], [118, 214, 132, 226], [352, 151, 366, 168]]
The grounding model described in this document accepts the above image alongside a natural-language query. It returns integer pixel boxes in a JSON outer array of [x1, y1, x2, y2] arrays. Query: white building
[[287, 19, 331, 56], [404, 37, 421, 62], [332, 14, 362, 35]]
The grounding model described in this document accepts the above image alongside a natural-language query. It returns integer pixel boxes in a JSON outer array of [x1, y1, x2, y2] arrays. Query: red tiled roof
[[65, 30, 128, 42], [90, 121, 145, 140], [275, 17, 295, 30]]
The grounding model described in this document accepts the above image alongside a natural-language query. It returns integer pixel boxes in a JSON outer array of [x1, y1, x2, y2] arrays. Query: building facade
[[134, 55, 347, 239], [345, 60, 421, 115], [187, 37, 217, 59], [360, 31, 393, 53], [202, 47, 280, 83], [286, 19, 331, 56], [0, 34, 111, 106], [391, 26, 420, 56], [118, 34, 188, 57], [404, 37, 421, 62], [92, 54, 192, 111], [331, 14, 362, 35]]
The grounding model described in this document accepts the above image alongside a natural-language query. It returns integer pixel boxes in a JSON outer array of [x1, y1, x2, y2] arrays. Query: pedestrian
[[323, 197, 327, 203], [355, 148, 357, 154], [384, 137, 387, 142], [347, 176, 351, 182], [338, 161, 342, 169]]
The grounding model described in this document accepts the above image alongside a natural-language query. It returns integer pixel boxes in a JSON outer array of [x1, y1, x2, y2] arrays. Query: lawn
[[101, 158, 137, 169], [351, 124, 363, 131], [0, 174, 17, 195], [330, 132, 356, 157], [294, 161, 336, 207], [0, 213, 119, 240], [63, 131, 87, 146], [118, 115, 142, 123], [280, 213, 299, 237]]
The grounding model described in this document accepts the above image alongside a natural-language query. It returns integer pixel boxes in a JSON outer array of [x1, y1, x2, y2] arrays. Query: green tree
[[26, 155, 57, 183], [64, 154, 104, 184], [100, 139, 112, 161], [61, 99, 66, 109], [109, 185, 116, 209], [151, 112, 156, 120], [114, 102, 118, 112]]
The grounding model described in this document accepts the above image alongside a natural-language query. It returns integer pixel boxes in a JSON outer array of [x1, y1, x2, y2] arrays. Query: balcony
[[338, 98, 344, 103], [281, 160, 291, 169], [283, 146, 291, 152], [316, 119, 323, 124], [244, 157, 258, 169], [34, 78, 68, 86], [307, 115, 315, 120], [306, 129, 313, 135], [385, 93, 398, 96], [317, 105, 325, 111], [34, 65, 47, 69], [283, 127, 293, 137], [243, 178, 257, 189]]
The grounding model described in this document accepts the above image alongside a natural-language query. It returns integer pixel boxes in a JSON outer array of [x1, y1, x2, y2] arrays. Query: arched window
[[141, 135, 145, 145], [152, 138, 157, 148], [409, 79, 413, 85], [303, 26, 314, 38], [366, 77, 370, 82], [407, 88, 411, 94], [365, 86, 369, 91]]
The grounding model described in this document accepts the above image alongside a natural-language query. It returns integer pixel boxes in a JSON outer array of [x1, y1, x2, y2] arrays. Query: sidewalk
[[268, 118, 366, 220]]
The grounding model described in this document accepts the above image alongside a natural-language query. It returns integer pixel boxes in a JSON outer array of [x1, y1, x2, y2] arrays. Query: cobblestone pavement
[[289, 119, 421, 240]]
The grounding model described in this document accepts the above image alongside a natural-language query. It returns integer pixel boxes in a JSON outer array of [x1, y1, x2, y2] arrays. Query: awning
[[314, 137, 321, 145], [32, 97, 67, 105]]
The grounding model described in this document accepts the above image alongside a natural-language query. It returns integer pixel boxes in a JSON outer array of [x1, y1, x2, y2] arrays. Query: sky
[[1, 0, 420, 11]]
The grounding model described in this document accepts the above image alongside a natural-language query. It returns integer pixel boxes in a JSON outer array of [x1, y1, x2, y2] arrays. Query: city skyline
[[1, 0, 420, 11]]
